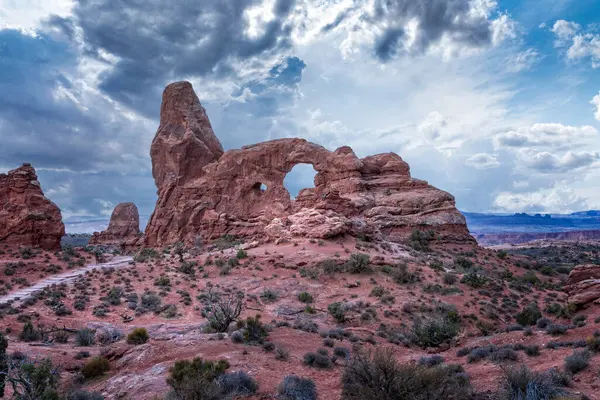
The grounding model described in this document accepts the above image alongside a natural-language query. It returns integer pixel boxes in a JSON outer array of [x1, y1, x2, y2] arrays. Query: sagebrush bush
[[277, 375, 317, 400], [564, 349, 590, 374], [344, 253, 371, 274], [127, 327, 149, 345], [341, 349, 471, 400], [515, 303, 542, 326], [500, 365, 569, 400], [81, 357, 110, 379], [410, 317, 460, 348], [166, 357, 237, 400], [75, 328, 96, 346], [217, 371, 258, 397], [19, 322, 41, 342], [304, 351, 333, 369], [297, 292, 313, 303]]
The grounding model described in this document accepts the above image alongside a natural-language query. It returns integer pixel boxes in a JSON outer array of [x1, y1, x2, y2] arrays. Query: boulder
[[0, 163, 64, 250], [90, 202, 142, 247], [565, 264, 600, 306], [144, 81, 474, 247]]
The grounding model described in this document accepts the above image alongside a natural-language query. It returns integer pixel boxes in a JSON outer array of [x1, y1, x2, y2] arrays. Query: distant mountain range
[[462, 210, 600, 245]]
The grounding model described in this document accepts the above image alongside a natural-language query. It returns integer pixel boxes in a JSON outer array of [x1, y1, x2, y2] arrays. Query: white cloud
[[517, 149, 600, 173], [493, 186, 589, 214], [0, 0, 72, 30], [505, 48, 542, 72], [494, 123, 598, 149], [592, 92, 600, 121], [465, 153, 500, 169], [550, 20, 600, 68], [417, 111, 447, 140]]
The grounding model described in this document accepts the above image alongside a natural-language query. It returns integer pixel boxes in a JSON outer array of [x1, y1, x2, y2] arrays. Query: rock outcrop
[[0, 163, 65, 250], [565, 264, 600, 306], [145, 81, 474, 247], [89, 202, 142, 247]]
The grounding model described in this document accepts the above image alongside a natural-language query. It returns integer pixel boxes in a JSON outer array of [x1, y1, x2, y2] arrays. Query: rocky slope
[[145, 81, 473, 247], [89, 202, 142, 247], [565, 264, 600, 306], [0, 163, 65, 250]]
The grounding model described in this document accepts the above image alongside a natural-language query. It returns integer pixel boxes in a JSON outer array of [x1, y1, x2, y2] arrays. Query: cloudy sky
[[1, 0, 600, 231]]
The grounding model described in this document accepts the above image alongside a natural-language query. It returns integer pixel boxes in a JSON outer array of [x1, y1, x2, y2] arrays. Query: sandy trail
[[0, 256, 133, 306]]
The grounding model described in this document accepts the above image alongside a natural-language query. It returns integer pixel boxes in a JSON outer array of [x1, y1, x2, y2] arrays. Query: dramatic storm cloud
[[1, 0, 600, 229]]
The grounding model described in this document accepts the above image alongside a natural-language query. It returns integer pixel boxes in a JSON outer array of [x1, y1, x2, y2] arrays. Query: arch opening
[[283, 163, 318, 199], [252, 182, 267, 194]]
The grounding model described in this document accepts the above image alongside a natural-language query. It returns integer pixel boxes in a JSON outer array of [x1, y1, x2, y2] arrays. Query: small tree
[[207, 287, 243, 332], [1, 357, 60, 400]]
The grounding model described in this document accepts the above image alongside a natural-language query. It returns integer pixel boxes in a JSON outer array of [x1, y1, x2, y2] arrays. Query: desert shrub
[[275, 347, 290, 361], [515, 303, 542, 326], [536, 317, 552, 329], [392, 264, 419, 284], [341, 349, 471, 400], [409, 230, 435, 252], [236, 249, 247, 259], [2, 357, 59, 400], [217, 371, 258, 397], [454, 256, 473, 270], [127, 327, 149, 345], [178, 261, 196, 276], [75, 328, 96, 346], [19, 322, 41, 342], [443, 273, 457, 285], [460, 272, 488, 288], [81, 357, 110, 379], [207, 289, 243, 333], [497, 250, 508, 259], [303, 351, 333, 369], [230, 331, 244, 343], [546, 324, 570, 336], [328, 302, 346, 323], [134, 248, 160, 262], [141, 291, 162, 312], [467, 345, 497, 363], [297, 292, 313, 303], [489, 347, 518, 363], [277, 375, 317, 400], [564, 349, 590, 374], [319, 258, 343, 275], [103, 286, 123, 305], [334, 346, 351, 360], [53, 329, 70, 344], [345, 253, 371, 274], [499, 365, 569, 400], [418, 355, 445, 367], [166, 357, 230, 400], [237, 314, 268, 344], [260, 289, 278, 302], [524, 345, 540, 356], [410, 317, 460, 348]]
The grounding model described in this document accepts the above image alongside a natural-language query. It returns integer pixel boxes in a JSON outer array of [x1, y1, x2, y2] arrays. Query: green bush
[[410, 317, 460, 348], [344, 253, 371, 273], [19, 321, 41, 342], [166, 357, 229, 400], [328, 302, 346, 323], [341, 349, 471, 400], [297, 292, 314, 303], [81, 357, 110, 380], [409, 230, 435, 252], [515, 303, 542, 326], [393, 264, 419, 284], [4, 357, 60, 399], [236, 314, 268, 344], [460, 272, 488, 288], [127, 328, 149, 345], [236, 249, 247, 259]]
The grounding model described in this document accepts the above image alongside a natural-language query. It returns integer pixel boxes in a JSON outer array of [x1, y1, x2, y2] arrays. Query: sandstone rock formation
[[89, 202, 142, 247], [145, 81, 474, 247], [0, 163, 65, 250], [565, 264, 600, 306]]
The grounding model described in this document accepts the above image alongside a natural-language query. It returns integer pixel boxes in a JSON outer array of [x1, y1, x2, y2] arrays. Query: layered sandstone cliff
[[0, 163, 65, 250], [144, 81, 473, 247], [89, 202, 142, 247], [565, 264, 600, 306]]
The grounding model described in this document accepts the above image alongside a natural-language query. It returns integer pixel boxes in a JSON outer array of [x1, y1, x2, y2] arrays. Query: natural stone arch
[[283, 163, 318, 199]]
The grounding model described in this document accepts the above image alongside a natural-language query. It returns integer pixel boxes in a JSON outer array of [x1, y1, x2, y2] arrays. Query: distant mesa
[[89, 202, 142, 247], [0, 163, 65, 250], [144, 81, 475, 247]]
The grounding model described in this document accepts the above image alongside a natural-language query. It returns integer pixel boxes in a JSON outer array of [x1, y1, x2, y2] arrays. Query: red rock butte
[[89, 202, 141, 247], [144, 81, 474, 247], [0, 163, 65, 250]]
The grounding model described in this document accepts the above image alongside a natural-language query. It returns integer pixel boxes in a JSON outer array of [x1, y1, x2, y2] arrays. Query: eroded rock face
[[0, 163, 65, 250], [90, 202, 142, 247], [145, 82, 473, 247], [565, 264, 600, 306]]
